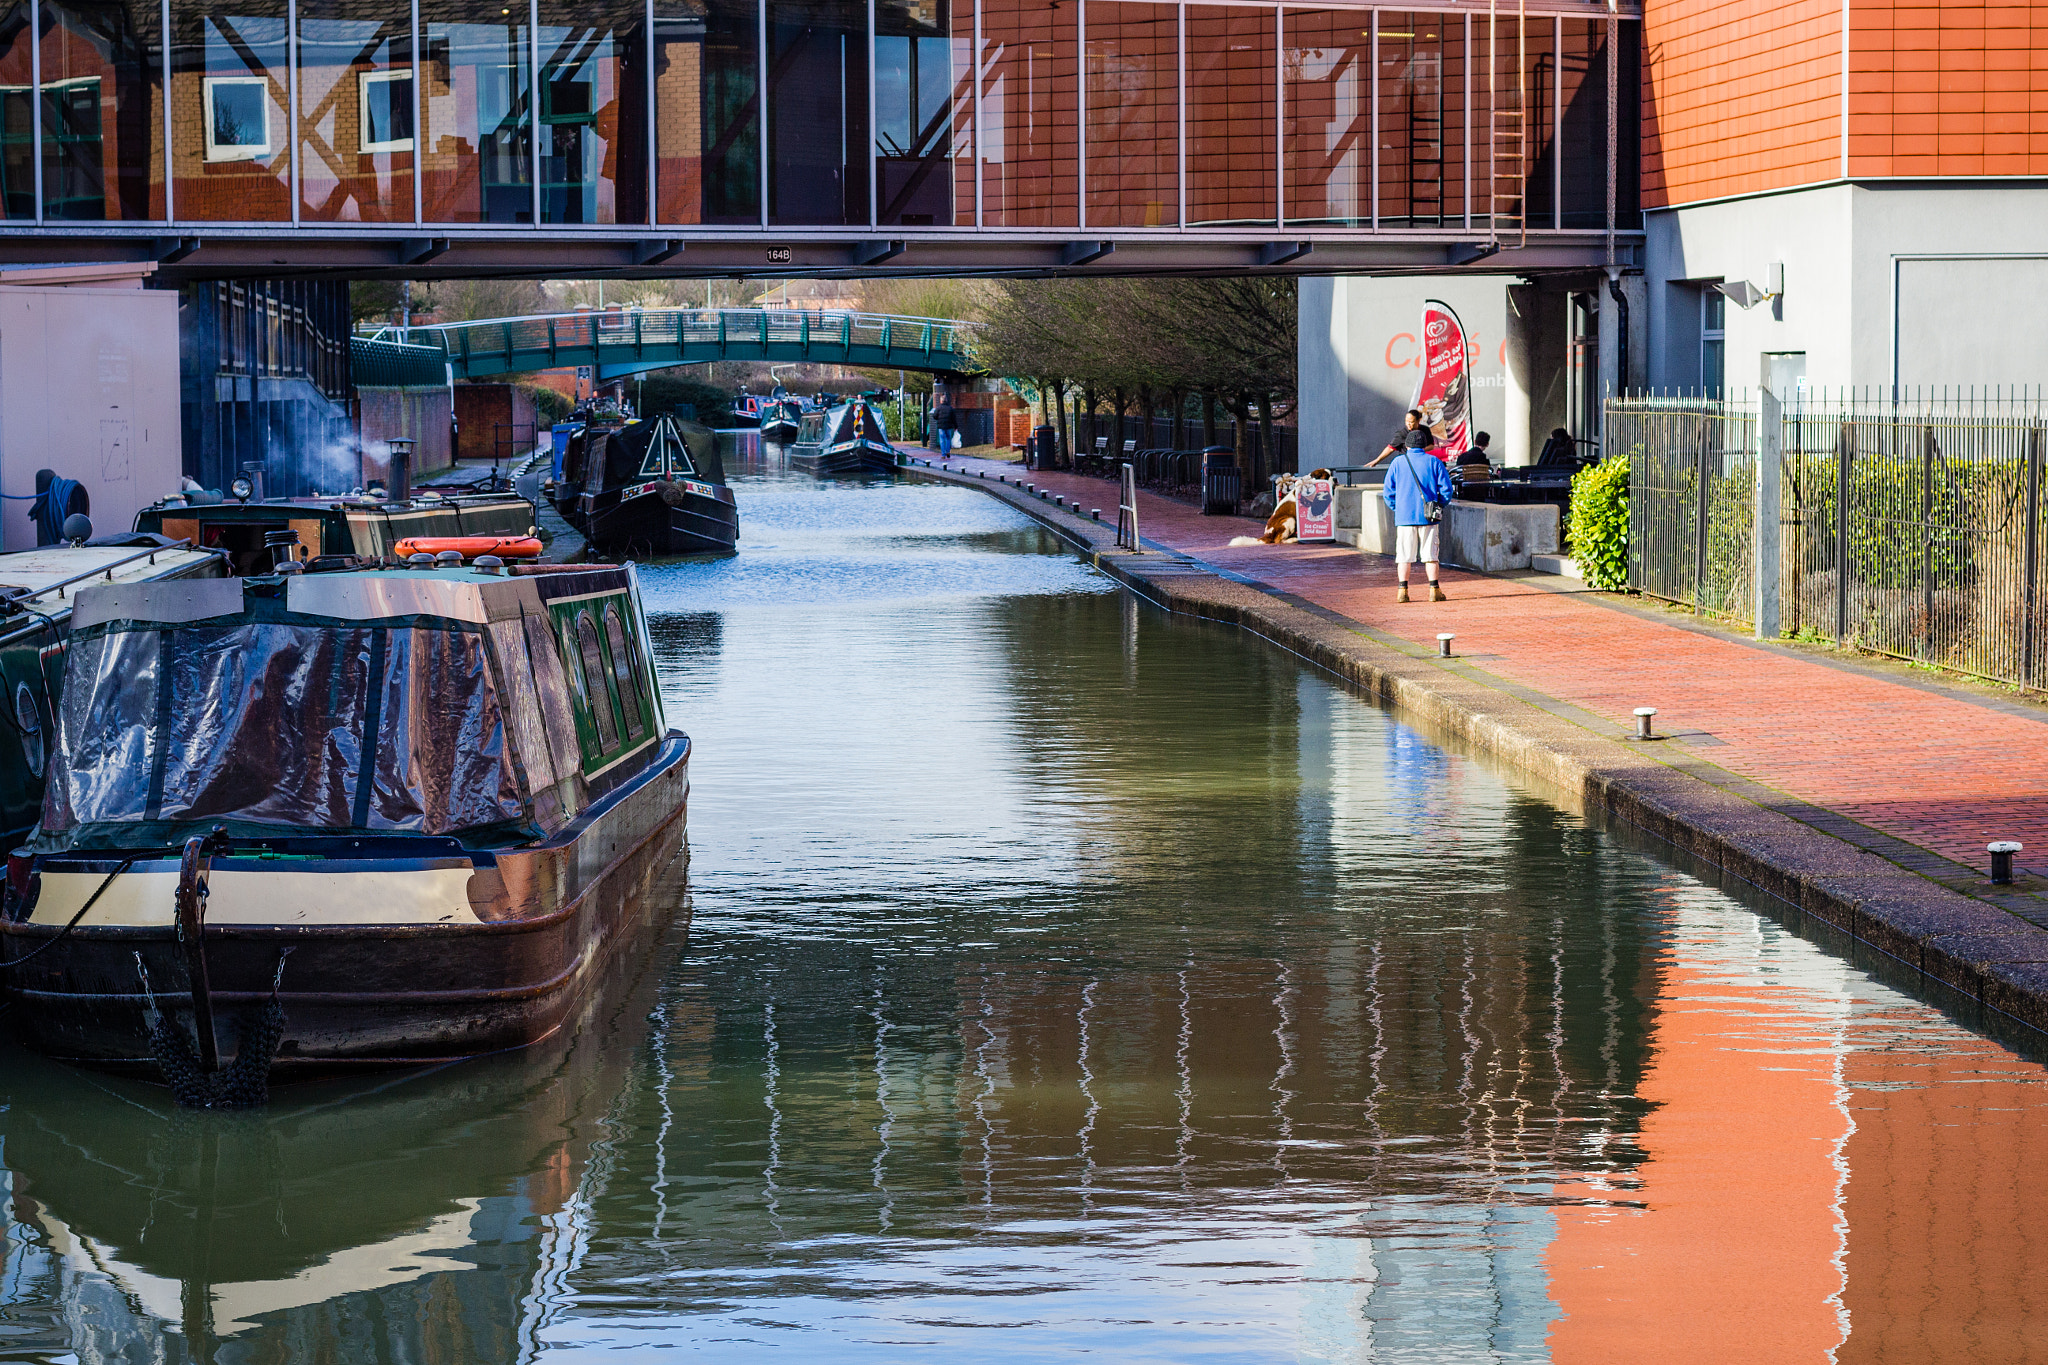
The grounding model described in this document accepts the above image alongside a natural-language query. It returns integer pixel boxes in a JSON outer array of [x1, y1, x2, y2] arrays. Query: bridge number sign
[[765, 247, 792, 264]]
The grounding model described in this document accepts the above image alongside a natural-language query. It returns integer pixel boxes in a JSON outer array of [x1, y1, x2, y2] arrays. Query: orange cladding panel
[[1641, 0, 1845, 206]]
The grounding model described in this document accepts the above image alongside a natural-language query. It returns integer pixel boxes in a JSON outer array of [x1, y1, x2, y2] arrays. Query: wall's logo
[[1424, 318, 1450, 341]]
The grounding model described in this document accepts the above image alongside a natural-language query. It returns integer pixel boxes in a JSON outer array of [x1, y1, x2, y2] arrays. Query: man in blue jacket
[[1383, 430, 1457, 602]]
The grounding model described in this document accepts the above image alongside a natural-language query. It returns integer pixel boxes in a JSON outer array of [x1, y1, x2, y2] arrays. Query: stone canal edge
[[903, 456, 2048, 1039]]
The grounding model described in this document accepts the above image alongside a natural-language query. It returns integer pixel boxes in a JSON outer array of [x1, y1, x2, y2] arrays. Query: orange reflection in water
[[1545, 896, 2048, 1364]]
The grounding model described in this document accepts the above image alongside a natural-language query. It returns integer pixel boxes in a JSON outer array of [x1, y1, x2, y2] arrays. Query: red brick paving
[[928, 450, 2048, 879]]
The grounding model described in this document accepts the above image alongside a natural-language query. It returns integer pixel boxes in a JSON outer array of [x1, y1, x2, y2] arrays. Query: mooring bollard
[[1437, 633, 1454, 658], [1990, 840, 2024, 884], [1092, 509, 1102, 521], [1634, 707, 1658, 740]]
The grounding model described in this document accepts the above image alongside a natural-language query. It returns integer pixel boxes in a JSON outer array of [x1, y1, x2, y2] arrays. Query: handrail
[[2, 537, 220, 608]]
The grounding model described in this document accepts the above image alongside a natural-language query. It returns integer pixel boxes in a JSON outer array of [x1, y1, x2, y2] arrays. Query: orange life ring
[[392, 535, 544, 561]]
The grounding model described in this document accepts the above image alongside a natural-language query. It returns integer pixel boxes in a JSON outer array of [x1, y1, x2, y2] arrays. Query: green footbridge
[[354, 307, 976, 384]]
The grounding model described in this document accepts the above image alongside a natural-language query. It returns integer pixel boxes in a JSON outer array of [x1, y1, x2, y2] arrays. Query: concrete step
[[1530, 553, 1582, 579]]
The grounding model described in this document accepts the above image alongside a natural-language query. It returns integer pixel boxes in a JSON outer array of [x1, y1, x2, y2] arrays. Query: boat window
[[603, 605, 644, 738], [524, 612, 585, 782], [576, 612, 619, 751], [561, 619, 588, 702], [44, 622, 525, 838], [14, 681, 43, 778]]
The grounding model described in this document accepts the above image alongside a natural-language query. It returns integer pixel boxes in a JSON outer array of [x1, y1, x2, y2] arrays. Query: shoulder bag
[[1402, 451, 1445, 524]]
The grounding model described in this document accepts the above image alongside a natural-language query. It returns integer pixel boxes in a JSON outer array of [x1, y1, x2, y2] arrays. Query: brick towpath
[[917, 449, 2048, 905]]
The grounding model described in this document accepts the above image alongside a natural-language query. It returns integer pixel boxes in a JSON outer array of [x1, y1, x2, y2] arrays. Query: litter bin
[[1032, 423, 1059, 470], [1202, 446, 1241, 515]]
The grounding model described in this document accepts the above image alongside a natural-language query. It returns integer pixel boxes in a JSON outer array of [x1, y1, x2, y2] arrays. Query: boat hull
[[574, 483, 739, 556], [760, 417, 798, 442], [3, 736, 691, 1078], [788, 440, 896, 476]]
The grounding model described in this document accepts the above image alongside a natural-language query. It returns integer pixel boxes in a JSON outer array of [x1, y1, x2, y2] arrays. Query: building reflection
[[0, 0, 1634, 226]]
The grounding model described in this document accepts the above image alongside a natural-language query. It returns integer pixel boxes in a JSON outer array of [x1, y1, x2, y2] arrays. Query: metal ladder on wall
[[1488, 0, 1527, 249]]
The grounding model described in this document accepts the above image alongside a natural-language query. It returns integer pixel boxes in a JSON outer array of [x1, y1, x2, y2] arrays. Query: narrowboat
[[0, 540, 225, 849], [727, 389, 764, 428], [786, 395, 899, 476], [758, 387, 801, 443], [136, 488, 536, 574], [555, 411, 738, 557], [1, 557, 691, 1105]]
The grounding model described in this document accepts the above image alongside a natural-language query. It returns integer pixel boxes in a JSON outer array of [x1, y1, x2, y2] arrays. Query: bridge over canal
[[356, 308, 975, 383]]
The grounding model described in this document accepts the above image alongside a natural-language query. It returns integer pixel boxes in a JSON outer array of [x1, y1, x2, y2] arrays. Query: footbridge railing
[[359, 307, 976, 381]]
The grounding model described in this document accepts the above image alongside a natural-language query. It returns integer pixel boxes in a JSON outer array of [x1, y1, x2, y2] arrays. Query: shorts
[[1396, 523, 1440, 565]]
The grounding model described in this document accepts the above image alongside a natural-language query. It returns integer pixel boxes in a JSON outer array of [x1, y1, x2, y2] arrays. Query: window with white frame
[[203, 76, 271, 162], [1701, 287, 1725, 399], [358, 69, 415, 153]]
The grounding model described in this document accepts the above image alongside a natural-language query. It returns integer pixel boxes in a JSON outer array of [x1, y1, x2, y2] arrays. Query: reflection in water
[[0, 462, 2043, 1362]]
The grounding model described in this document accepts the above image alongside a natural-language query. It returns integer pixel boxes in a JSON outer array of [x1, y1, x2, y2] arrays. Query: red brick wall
[[359, 387, 452, 477]]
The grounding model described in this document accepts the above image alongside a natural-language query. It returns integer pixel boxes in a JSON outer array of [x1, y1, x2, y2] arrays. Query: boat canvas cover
[[37, 585, 530, 851]]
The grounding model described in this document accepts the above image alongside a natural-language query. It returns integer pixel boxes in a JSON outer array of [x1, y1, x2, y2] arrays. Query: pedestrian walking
[[932, 400, 960, 458], [1383, 428, 1456, 603]]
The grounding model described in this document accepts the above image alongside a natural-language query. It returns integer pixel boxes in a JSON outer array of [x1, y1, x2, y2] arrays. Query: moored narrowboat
[[758, 388, 800, 443], [1, 558, 691, 1104], [555, 412, 738, 557], [786, 395, 898, 476], [727, 390, 764, 428], [136, 488, 536, 574]]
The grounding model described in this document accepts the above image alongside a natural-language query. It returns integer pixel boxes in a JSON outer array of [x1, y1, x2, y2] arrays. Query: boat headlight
[[230, 475, 253, 502]]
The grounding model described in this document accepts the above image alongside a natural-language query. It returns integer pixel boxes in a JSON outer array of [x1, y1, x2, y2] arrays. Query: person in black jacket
[[931, 401, 960, 458]]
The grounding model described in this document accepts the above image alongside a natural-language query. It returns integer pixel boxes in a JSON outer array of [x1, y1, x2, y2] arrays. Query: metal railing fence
[[1614, 392, 2048, 690]]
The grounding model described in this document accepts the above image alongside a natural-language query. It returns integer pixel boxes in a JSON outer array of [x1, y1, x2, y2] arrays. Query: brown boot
[[1396, 582, 1410, 604], [1430, 581, 1447, 602]]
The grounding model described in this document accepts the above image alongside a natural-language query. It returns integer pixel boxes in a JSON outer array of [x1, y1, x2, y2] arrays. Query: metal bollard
[[1436, 633, 1454, 658], [1092, 509, 1102, 521], [1634, 707, 1658, 740], [1990, 840, 2023, 885]]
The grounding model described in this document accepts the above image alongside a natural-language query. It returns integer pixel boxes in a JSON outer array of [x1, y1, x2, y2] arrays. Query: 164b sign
[[765, 247, 792, 264]]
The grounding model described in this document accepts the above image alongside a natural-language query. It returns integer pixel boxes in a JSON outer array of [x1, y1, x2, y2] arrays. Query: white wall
[[1645, 181, 2048, 395], [1297, 276, 1518, 467], [0, 285, 181, 550]]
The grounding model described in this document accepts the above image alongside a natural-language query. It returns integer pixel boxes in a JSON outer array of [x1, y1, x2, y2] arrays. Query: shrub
[[1568, 454, 1630, 590]]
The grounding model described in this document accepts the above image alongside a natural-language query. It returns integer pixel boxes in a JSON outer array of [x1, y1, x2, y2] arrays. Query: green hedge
[[1568, 454, 1630, 590]]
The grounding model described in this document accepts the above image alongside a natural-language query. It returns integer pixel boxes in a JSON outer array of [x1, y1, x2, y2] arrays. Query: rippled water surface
[[1, 449, 2046, 1363]]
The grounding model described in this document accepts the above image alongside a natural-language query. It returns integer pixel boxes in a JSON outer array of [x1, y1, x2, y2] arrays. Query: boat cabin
[[135, 492, 536, 576], [39, 562, 667, 855]]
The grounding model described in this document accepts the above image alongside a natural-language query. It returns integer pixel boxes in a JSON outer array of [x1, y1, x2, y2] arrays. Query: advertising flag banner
[[1411, 299, 1471, 457], [1295, 477, 1336, 541]]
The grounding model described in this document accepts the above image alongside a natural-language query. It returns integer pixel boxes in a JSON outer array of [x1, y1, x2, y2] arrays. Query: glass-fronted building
[[0, 0, 1636, 236]]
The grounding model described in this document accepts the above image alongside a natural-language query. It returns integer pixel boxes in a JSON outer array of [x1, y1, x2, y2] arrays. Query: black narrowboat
[[786, 396, 898, 476], [1, 559, 691, 1103], [759, 388, 800, 442], [555, 412, 738, 557]]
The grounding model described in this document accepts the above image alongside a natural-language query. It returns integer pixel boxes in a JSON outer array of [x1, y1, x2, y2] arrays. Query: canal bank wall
[[901, 454, 2048, 1038]]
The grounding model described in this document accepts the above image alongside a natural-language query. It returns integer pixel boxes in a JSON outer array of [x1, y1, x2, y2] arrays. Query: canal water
[[0, 449, 2044, 1363]]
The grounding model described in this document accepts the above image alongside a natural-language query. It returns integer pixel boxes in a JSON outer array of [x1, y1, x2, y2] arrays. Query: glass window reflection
[[171, 0, 289, 219], [1377, 11, 1464, 228], [1283, 9, 1366, 227], [40, 0, 164, 220], [538, 0, 646, 225], [874, 0, 965, 226], [768, 0, 866, 225], [653, 0, 758, 224], [1186, 4, 1271, 227], [977, 0, 1075, 228], [298, 0, 413, 222], [1084, 0, 1173, 228], [0, 2, 34, 219], [421, 0, 531, 223]]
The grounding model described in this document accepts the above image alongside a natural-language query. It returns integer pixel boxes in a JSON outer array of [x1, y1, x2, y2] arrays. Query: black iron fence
[[1611, 392, 2048, 690]]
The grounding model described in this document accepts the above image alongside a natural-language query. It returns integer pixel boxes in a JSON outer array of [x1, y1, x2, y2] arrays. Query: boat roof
[[71, 563, 633, 631], [0, 543, 219, 610]]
